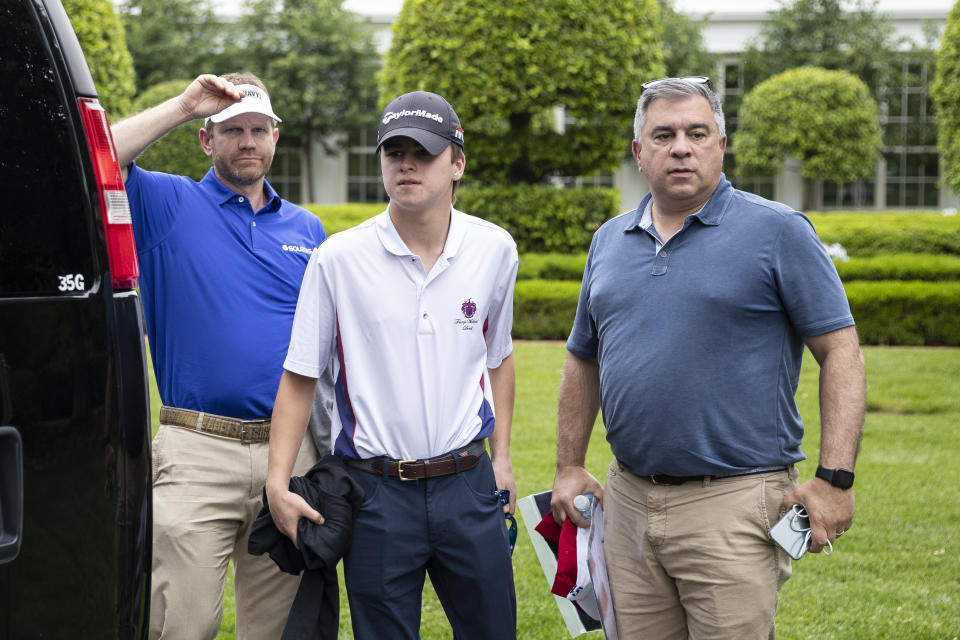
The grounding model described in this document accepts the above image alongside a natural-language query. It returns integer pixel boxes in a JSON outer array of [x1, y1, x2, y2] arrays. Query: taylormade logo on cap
[[376, 91, 464, 156], [382, 109, 444, 125]]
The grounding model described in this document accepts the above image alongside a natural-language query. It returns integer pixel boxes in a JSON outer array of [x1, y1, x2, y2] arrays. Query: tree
[[118, 0, 229, 94], [933, 0, 960, 195], [740, 0, 904, 96], [658, 0, 714, 78], [129, 80, 211, 181], [733, 66, 882, 185], [238, 0, 379, 202], [381, 0, 665, 185], [62, 0, 135, 116]]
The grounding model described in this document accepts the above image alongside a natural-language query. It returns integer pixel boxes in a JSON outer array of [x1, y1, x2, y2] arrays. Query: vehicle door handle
[[0, 426, 23, 565]]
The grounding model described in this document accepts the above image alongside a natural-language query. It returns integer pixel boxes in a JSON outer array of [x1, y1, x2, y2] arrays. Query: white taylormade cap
[[205, 83, 281, 125]]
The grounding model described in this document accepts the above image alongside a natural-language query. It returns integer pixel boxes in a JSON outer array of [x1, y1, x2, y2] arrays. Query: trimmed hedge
[[518, 252, 960, 282], [932, 0, 960, 195], [307, 205, 960, 345], [303, 192, 618, 249], [513, 280, 582, 341], [834, 253, 960, 281], [513, 279, 960, 345], [456, 185, 619, 254], [734, 67, 882, 183], [131, 80, 209, 181], [381, 0, 663, 186], [304, 203, 383, 235], [307, 207, 960, 257], [808, 212, 960, 257], [63, 0, 135, 117], [518, 252, 588, 281], [844, 281, 960, 346]]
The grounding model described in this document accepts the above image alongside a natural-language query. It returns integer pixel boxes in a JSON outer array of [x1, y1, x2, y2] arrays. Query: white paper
[[586, 499, 618, 640]]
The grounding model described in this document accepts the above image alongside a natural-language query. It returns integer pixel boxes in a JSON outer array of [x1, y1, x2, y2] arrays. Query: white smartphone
[[769, 504, 811, 560]]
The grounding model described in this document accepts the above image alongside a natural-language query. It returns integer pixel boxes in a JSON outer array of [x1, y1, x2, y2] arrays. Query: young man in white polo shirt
[[266, 91, 519, 639]]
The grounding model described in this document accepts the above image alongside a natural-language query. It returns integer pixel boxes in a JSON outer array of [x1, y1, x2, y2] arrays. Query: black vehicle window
[[0, 1, 97, 297]]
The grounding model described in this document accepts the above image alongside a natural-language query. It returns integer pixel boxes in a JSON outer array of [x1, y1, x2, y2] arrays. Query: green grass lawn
[[147, 343, 960, 639]]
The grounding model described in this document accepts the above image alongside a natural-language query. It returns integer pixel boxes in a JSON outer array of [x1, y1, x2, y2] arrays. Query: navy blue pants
[[343, 451, 517, 640]]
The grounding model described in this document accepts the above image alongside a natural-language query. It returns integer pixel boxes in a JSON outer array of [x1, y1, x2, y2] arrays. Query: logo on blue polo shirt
[[282, 244, 317, 255]]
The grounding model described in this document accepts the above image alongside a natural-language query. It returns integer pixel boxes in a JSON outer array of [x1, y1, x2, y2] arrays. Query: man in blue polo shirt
[[550, 77, 866, 639], [113, 73, 330, 640]]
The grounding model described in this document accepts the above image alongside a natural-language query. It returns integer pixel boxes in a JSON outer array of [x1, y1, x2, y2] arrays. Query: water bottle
[[573, 493, 594, 523]]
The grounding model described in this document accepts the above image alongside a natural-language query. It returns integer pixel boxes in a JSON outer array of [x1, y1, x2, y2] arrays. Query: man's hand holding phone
[[769, 504, 834, 560]]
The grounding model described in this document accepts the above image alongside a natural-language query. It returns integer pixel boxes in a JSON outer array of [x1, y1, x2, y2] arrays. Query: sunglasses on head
[[641, 76, 712, 91]]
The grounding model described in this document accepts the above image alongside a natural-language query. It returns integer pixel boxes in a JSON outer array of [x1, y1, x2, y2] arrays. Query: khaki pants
[[149, 424, 318, 640], [603, 460, 798, 640]]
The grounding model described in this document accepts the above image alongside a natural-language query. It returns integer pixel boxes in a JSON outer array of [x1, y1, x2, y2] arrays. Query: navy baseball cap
[[376, 91, 464, 156]]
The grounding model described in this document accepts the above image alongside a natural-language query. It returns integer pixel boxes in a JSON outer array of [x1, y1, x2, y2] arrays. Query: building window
[[878, 57, 939, 209], [549, 173, 615, 189], [267, 146, 304, 202], [729, 175, 774, 200], [721, 61, 744, 99], [267, 144, 303, 202], [822, 180, 876, 209], [347, 127, 388, 203], [722, 54, 940, 210], [717, 58, 762, 196]]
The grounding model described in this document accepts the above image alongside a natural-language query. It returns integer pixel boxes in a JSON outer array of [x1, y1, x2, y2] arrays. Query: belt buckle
[[649, 475, 661, 485], [397, 459, 417, 481], [239, 420, 258, 444]]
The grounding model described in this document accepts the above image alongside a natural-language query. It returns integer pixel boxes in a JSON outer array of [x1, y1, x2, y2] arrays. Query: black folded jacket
[[248, 454, 365, 640]]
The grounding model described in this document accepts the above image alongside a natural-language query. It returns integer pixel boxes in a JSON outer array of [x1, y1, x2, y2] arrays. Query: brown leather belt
[[159, 406, 270, 443], [347, 440, 486, 481]]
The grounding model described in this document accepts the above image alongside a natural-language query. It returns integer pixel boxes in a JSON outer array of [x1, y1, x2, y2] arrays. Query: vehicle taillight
[[78, 97, 139, 290]]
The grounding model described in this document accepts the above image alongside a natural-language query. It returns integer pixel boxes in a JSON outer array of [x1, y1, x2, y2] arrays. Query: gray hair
[[633, 78, 726, 142]]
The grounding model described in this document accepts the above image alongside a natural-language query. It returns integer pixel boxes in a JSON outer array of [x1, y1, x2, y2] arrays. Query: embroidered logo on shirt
[[281, 244, 317, 255], [456, 298, 480, 331]]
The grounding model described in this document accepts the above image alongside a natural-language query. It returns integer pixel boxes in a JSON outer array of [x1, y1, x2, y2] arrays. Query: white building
[[267, 0, 956, 211]]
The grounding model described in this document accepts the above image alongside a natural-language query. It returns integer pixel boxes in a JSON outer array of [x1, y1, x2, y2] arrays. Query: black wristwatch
[[816, 465, 855, 489]]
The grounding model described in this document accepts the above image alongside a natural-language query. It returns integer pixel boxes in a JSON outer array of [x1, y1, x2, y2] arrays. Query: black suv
[[0, 0, 151, 637]]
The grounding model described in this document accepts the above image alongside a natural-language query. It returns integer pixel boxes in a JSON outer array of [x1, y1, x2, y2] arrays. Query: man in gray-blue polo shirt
[[550, 77, 866, 639]]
